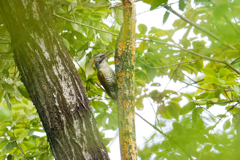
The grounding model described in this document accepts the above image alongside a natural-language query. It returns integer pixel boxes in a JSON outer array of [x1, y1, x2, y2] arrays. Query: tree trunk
[[115, 0, 137, 159], [0, 0, 110, 159]]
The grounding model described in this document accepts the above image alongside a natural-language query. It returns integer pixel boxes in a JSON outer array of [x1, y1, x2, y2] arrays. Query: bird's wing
[[97, 70, 112, 98]]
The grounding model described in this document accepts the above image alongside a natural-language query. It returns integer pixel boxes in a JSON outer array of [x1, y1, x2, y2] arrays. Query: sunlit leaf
[[223, 119, 231, 130], [1, 142, 16, 155], [179, 0, 186, 11], [138, 24, 147, 34], [4, 93, 11, 110], [163, 11, 170, 25], [136, 96, 144, 110], [149, 0, 168, 10], [18, 130, 30, 142], [99, 32, 112, 42], [180, 101, 195, 115], [168, 101, 180, 121]]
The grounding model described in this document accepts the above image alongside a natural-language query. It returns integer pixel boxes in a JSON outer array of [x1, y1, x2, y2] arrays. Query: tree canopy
[[0, 0, 240, 159]]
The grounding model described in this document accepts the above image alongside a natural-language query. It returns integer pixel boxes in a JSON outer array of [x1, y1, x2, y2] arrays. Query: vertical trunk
[[115, 0, 137, 159], [0, 0, 110, 159], [236, 108, 240, 159]]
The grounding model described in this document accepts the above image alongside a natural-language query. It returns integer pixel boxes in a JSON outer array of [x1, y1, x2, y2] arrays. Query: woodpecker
[[94, 53, 117, 102]]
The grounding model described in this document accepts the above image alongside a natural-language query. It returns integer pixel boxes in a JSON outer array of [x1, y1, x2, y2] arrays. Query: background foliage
[[0, 0, 240, 159]]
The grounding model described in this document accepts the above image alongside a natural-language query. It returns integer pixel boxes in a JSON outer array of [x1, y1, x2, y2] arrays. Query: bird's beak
[[105, 52, 113, 58]]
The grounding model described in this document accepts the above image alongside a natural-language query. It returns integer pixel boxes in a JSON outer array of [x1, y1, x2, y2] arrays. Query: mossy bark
[[115, 0, 137, 159], [0, 0, 109, 159]]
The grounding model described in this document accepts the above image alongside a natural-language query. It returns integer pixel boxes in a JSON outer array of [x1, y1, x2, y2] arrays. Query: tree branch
[[163, 5, 236, 50], [52, 13, 240, 75], [164, 5, 221, 41], [137, 57, 202, 69], [14, 140, 30, 160], [208, 96, 240, 104], [210, 103, 238, 131], [142, 39, 240, 75], [136, 112, 193, 160], [53, 13, 118, 36]]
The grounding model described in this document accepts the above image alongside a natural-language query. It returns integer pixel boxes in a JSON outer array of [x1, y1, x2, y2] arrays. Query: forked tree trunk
[[0, 0, 110, 159]]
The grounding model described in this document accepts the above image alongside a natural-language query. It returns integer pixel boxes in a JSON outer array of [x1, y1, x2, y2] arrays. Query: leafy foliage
[[1, 0, 240, 159]]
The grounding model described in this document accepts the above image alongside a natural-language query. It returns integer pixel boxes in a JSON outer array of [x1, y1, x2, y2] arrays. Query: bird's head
[[94, 53, 112, 69]]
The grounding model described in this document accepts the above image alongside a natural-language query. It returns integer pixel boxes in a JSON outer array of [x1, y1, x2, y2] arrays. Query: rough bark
[[0, 0, 110, 159], [115, 0, 137, 159]]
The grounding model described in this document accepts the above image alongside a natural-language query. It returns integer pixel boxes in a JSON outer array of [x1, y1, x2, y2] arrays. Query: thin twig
[[12, 127, 30, 160], [14, 140, 30, 160], [142, 38, 240, 75], [96, 82, 107, 93], [147, 97, 159, 125], [179, 79, 216, 91], [163, 6, 218, 41], [53, 13, 118, 36], [208, 96, 240, 104], [136, 112, 193, 160], [164, 60, 181, 92], [210, 103, 238, 131], [137, 57, 202, 69]]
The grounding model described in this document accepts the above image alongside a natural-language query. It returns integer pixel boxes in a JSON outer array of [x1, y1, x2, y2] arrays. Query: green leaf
[[62, 37, 70, 50], [85, 55, 95, 78], [150, 82, 161, 86], [181, 92, 193, 100], [2, 141, 17, 155], [223, 119, 231, 130], [14, 86, 22, 101], [0, 138, 7, 144], [138, 24, 147, 34], [163, 11, 170, 25], [2, 81, 14, 93], [0, 105, 11, 122], [75, 50, 85, 61], [149, 0, 168, 10], [180, 101, 195, 115], [137, 41, 149, 53], [168, 101, 180, 121], [203, 68, 217, 77], [192, 108, 204, 129], [115, 9, 123, 25], [195, 100, 207, 105], [204, 76, 222, 85], [218, 68, 230, 78], [208, 98, 218, 103], [91, 101, 108, 111], [18, 130, 30, 142], [7, 154, 13, 160], [179, 0, 186, 11], [232, 85, 240, 94], [36, 153, 48, 160], [136, 96, 144, 110], [4, 93, 12, 110], [224, 49, 239, 59], [17, 86, 31, 100], [99, 32, 112, 42], [171, 96, 182, 102], [22, 141, 36, 149], [65, 0, 75, 2]]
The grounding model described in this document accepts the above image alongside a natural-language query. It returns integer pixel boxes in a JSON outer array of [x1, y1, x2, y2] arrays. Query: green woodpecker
[[94, 53, 117, 102]]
